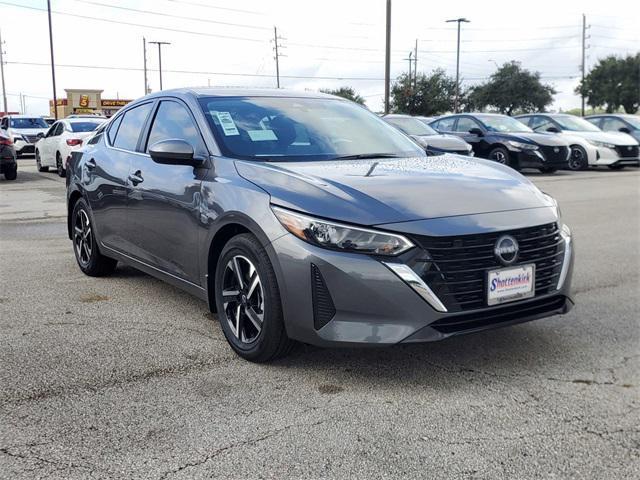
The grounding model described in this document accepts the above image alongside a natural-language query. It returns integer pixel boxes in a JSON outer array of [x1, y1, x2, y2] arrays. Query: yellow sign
[[101, 99, 130, 107], [79, 95, 90, 107]]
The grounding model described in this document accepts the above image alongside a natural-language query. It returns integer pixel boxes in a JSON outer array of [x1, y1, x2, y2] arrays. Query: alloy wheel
[[569, 147, 585, 170], [492, 150, 508, 164], [73, 209, 93, 267], [221, 255, 264, 344]]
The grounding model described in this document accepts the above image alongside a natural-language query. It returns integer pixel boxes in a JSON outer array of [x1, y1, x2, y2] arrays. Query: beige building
[[50, 89, 132, 118]]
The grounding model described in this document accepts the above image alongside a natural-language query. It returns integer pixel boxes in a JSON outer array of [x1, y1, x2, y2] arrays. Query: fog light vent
[[311, 264, 336, 330]]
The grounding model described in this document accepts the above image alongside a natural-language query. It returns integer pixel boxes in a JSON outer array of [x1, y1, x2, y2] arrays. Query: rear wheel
[[35, 150, 49, 172], [4, 166, 17, 180], [72, 198, 117, 276], [568, 145, 588, 170], [56, 152, 66, 177], [214, 233, 294, 362]]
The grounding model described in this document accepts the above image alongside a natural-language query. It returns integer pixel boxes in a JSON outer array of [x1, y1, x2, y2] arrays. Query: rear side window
[[107, 115, 123, 145], [146, 101, 206, 154], [433, 117, 455, 131], [112, 103, 153, 151]]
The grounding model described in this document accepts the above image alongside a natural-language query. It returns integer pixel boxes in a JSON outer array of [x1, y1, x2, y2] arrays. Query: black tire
[[214, 233, 294, 362], [608, 164, 625, 170], [539, 167, 558, 174], [488, 146, 516, 169], [568, 145, 588, 171], [4, 166, 17, 180], [56, 152, 66, 177], [35, 150, 49, 172], [71, 198, 117, 277]]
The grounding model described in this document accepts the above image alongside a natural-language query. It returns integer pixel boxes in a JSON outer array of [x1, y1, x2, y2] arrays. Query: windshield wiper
[[331, 153, 403, 160]]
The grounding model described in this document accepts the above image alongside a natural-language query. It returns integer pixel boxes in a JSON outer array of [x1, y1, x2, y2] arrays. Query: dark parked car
[[383, 114, 474, 156], [0, 129, 17, 180], [66, 89, 574, 362], [585, 114, 640, 144], [430, 113, 571, 173]]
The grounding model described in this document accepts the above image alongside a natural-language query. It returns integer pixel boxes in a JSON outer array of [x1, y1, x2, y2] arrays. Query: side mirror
[[37, 132, 45, 139], [469, 127, 483, 136], [619, 127, 631, 134], [546, 127, 560, 133], [149, 139, 199, 166]]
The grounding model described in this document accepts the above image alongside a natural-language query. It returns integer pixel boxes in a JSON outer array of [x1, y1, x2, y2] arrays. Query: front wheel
[[568, 145, 589, 170], [72, 198, 117, 276], [35, 150, 49, 172], [214, 233, 294, 362], [488, 146, 517, 169]]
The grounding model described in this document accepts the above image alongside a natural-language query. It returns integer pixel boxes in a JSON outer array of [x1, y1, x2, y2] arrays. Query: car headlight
[[587, 139, 616, 149], [13, 135, 25, 142], [272, 206, 414, 256], [507, 140, 538, 150]]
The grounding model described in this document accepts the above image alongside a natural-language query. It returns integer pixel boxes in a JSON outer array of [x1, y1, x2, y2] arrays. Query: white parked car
[[516, 113, 639, 170], [34, 117, 107, 176], [0, 115, 50, 157]]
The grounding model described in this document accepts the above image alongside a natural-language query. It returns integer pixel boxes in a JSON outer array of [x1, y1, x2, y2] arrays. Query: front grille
[[23, 135, 39, 144], [539, 145, 569, 163], [311, 264, 336, 330], [615, 145, 639, 158], [429, 295, 568, 334], [411, 223, 565, 312]]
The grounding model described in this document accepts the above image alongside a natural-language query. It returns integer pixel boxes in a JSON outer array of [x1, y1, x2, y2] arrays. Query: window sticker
[[214, 111, 239, 136], [247, 129, 278, 141]]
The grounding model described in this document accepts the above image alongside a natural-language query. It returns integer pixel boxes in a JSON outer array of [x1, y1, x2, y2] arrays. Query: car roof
[[383, 114, 414, 119], [586, 113, 637, 118], [141, 87, 340, 101], [6, 114, 44, 119], [66, 117, 107, 122]]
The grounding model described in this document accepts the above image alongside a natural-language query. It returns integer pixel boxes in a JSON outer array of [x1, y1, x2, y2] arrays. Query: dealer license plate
[[487, 264, 535, 306]]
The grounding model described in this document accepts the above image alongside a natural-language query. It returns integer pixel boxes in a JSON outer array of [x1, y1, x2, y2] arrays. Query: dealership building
[[49, 89, 132, 118]]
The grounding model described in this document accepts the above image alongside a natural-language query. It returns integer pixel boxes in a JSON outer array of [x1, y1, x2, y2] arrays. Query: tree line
[[322, 54, 639, 116]]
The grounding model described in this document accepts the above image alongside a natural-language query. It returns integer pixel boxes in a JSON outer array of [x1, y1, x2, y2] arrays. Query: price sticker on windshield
[[214, 111, 239, 136]]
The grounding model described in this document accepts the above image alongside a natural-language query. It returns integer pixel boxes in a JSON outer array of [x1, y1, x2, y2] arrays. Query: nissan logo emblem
[[494, 235, 519, 265], [628, 146, 633, 151], [553, 147, 559, 153]]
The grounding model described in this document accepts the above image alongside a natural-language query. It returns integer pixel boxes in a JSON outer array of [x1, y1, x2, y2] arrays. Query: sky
[[1, 0, 638, 115]]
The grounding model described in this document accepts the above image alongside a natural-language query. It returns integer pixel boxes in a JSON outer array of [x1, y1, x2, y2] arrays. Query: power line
[[0, 1, 267, 43], [68, 0, 271, 31], [165, 0, 266, 15]]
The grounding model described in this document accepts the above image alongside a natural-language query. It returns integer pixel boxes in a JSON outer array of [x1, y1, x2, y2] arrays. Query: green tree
[[577, 54, 640, 113], [390, 69, 457, 115], [468, 61, 556, 115], [320, 86, 365, 105]]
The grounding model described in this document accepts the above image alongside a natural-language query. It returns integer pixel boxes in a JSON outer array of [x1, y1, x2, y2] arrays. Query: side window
[[87, 124, 107, 146], [53, 122, 65, 136], [146, 101, 206, 154], [45, 123, 58, 137], [455, 117, 480, 133], [518, 116, 532, 126], [1, 118, 7, 129], [107, 115, 123, 145], [601, 117, 626, 132], [434, 117, 455, 131], [113, 103, 153, 151], [530, 116, 555, 132]]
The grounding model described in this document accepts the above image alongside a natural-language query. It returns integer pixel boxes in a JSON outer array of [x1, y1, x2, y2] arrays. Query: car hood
[[564, 130, 638, 146], [412, 134, 471, 150], [235, 156, 553, 226], [11, 127, 48, 136], [492, 132, 569, 147]]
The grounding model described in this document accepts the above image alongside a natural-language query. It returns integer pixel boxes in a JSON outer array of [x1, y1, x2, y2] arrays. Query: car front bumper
[[13, 139, 35, 154], [270, 209, 574, 347], [591, 145, 640, 166], [514, 149, 568, 169]]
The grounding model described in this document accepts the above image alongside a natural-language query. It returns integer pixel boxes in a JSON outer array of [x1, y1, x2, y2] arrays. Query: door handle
[[128, 170, 144, 186], [86, 158, 96, 170]]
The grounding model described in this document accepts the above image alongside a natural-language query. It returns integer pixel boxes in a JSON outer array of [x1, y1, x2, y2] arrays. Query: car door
[[41, 121, 62, 165], [454, 116, 487, 156], [126, 98, 209, 284], [86, 101, 154, 254]]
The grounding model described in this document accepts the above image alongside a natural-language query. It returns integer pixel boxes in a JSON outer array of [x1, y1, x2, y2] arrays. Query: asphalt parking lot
[[1, 158, 638, 479]]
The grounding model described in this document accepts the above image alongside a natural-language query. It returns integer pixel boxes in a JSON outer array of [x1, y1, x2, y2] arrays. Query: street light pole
[[149, 41, 170, 91], [47, 0, 58, 119], [446, 17, 470, 113], [384, 0, 391, 114]]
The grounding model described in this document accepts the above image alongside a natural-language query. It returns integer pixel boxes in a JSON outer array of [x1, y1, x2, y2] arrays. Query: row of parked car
[[382, 112, 640, 173], [0, 114, 107, 180]]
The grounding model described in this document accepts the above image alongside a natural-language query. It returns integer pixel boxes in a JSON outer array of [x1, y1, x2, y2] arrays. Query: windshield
[[385, 117, 438, 136], [554, 115, 601, 132], [199, 97, 424, 161], [70, 121, 105, 132], [10, 117, 49, 129], [623, 116, 640, 129], [478, 115, 532, 133]]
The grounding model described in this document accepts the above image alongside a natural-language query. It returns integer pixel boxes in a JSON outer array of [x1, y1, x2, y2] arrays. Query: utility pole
[[581, 14, 590, 116], [446, 17, 470, 113], [149, 41, 170, 90], [414, 39, 418, 90], [47, 0, 58, 119], [0, 28, 8, 116], [405, 51, 413, 80], [143, 37, 149, 95], [272, 26, 286, 88], [384, 0, 391, 113]]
